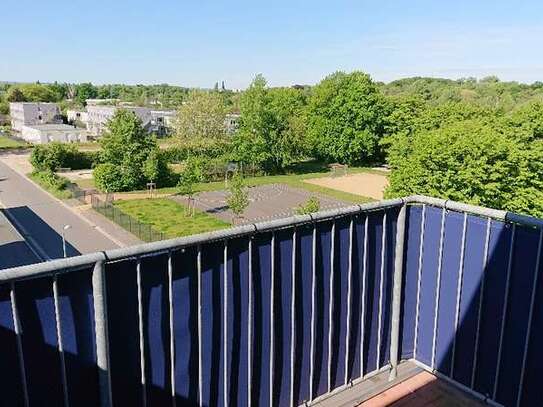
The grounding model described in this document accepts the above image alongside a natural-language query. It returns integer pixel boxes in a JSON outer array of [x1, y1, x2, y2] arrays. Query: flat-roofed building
[[86, 105, 177, 137], [150, 109, 176, 135], [67, 109, 88, 125], [20, 124, 87, 144], [9, 102, 63, 132]]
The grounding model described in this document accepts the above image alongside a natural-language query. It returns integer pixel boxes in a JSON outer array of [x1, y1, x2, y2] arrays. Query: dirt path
[[303, 172, 389, 200]]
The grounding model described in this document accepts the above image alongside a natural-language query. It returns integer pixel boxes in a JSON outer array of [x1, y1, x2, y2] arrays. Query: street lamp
[[62, 224, 71, 258]]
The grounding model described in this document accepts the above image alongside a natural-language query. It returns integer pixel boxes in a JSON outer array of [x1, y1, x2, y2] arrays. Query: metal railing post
[[389, 203, 407, 381], [92, 259, 113, 407]]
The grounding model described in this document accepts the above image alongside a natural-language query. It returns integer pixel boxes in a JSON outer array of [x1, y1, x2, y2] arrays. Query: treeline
[[4, 73, 543, 217], [381, 76, 543, 112], [175, 72, 543, 217], [0, 81, 212, 113]]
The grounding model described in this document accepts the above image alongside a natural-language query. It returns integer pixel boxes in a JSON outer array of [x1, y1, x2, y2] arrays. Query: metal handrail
[[2, 195, 542, 284]]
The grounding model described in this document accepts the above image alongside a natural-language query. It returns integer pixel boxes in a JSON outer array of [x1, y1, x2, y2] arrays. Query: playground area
[[171, 183, 350, 224], [303, 171, 389, 200]]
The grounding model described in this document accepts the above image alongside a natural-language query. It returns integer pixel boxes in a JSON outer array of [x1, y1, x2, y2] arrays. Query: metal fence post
[[389, 202, 407, 381], [92, 259, 113, 407]]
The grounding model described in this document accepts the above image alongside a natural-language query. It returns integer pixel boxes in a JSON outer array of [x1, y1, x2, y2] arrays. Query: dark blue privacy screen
[[5, 201, 543, 407], [400, 205, 423, 360], [105, 260, 144, 406], [16, 276, 64, 406], [251, 233, 273, 406], [172, 247, 199, 405], [0, 284, 25, 405], [57, 267, 99, 407]]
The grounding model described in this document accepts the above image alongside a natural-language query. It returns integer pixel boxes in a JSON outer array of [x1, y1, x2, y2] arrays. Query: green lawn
[[0, 135, 28, 150], [149, 165, 381, 204], [73, 177, 96, 189], [114, 198, 231, 238]]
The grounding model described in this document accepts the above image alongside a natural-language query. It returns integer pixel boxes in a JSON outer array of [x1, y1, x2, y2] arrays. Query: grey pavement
[[172, 183, 351, 224], [0, 160, 119, 265], [0, 211, 40, 269]]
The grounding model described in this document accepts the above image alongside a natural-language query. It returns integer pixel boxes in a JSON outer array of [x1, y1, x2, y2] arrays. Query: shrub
[[29, 170, 72, 199], [30, 142, 99, 172], [295, 197, 321, 215]]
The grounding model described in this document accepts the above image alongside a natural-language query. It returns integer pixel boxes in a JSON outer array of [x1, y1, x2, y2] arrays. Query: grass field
[[114, 198, 230, 238], [0, 135, 28, 150]]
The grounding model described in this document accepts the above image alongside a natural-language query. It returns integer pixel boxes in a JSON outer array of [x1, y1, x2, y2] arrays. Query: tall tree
[[305, 71, 388, 165], [233, 75, 307, 171], [173, 90, 227, 142], [75, 83, 98, 106], [94, 110, 165, 191]]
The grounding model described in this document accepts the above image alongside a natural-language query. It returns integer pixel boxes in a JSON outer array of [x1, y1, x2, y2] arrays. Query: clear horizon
[[2, 0, 542, 89]]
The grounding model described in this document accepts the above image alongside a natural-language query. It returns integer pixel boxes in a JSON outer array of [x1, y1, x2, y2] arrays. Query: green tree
[[509, 101, 543, 141], [19, 84, 58, 102], [234, 75, 307, 171], [177, 157, 204, 216], [226, 172, 249, 223], [386, 120, 543, 217], [173, 90, 227, 142], [93, 163, 124, 193], [143, 149, 171, 185], [75, 83, 98, 106], [95, 109, 165, 191], [6, 87, 26, 102], [305, 71, 388, 165], [295, 196, 320, 215]]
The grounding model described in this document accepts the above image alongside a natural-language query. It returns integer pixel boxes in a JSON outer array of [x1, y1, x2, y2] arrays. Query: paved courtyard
[[171, 183, 351, 224]]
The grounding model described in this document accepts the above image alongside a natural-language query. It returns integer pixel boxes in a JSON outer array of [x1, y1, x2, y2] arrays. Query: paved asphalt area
[[172, 183, 351, 224], [0, 211, 39, 269], [0, 160, 118, 269]]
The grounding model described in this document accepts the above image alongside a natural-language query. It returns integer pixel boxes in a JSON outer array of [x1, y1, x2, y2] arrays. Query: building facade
[[85, 106, 176, 137], [67, 109, 89, 125], [20, 124, 87, 144], [9, 102, 63, 132]]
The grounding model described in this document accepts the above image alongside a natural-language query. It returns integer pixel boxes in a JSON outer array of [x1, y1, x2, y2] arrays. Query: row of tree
[[0, 81, 236, 114], [172, 72, 543, 217]]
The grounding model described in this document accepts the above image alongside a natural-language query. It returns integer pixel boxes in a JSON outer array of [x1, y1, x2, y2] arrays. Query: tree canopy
[[94, 109, 171, 191], [173, 90, 227, 142], [305, 71, 388, 165]]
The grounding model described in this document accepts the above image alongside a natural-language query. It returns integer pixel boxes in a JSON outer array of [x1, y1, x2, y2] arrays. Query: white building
[[67, 109, 88, 125], [150, 110, 176, 135], [20, 124, 87, 144], [9, 102, 63, 132], [85, 105, 175, 137]]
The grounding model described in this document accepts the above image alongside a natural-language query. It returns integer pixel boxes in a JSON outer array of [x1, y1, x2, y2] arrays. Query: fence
[[66, 183, 97, 205], [91, 195, 165, 242], [0, 196, 542, 406]]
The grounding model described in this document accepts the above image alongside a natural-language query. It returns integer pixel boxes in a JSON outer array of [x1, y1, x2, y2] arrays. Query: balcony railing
[[0, 195, 542, 407]]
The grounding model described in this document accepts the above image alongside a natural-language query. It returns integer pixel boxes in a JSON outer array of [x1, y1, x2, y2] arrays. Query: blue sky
[[1, 0, 542, 88]]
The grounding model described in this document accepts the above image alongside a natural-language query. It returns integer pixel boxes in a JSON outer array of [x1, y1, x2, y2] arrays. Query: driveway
[[0, 160, 119, 264]]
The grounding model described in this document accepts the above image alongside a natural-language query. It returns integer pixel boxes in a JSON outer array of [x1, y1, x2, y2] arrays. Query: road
[[0, 160, 118, 266], [0, 211, 40, 269]]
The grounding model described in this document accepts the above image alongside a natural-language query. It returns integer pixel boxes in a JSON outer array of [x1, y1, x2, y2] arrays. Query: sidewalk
[[76, 205, 142, 247]]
